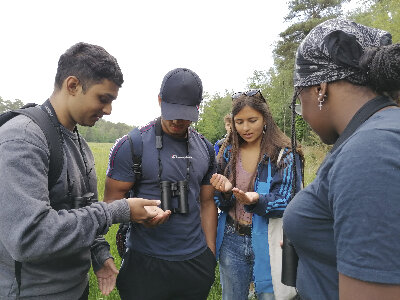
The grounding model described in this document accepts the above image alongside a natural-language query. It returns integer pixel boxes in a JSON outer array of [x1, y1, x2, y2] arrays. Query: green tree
[[195, 92, 232, 144], [77, 119, 133, 143], [353, 0, 400, 43], [275, 0, 349, 71], [246, 70, 269, 90], [262, 68, 293, 135], [0, 97, 24, 113], [270, 0, 350, 144]]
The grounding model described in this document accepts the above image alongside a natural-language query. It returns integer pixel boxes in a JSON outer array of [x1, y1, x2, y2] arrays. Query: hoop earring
[[263, 125, 267, 134], [318, 93, 326, 110]]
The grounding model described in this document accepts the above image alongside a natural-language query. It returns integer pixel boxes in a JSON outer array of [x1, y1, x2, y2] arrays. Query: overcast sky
[[1, 1, 293, 126]]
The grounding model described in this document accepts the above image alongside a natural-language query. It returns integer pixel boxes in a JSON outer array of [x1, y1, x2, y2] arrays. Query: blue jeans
[[219, 224, 275, 300]]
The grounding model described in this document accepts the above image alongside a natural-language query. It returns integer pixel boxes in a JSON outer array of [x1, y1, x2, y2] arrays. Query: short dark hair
[[54, 42, 124, 92]]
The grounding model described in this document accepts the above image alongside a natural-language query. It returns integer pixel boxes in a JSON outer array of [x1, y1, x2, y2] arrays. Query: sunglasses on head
[[232, 89, 265, 101]]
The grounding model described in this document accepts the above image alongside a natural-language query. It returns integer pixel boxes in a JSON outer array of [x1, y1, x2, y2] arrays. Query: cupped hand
[[210, 173, 233, 193], [142, 206, 171, 228], [232, 188, 259, 205], [126, 198, 162, 223], [95, 258, 118, 296]]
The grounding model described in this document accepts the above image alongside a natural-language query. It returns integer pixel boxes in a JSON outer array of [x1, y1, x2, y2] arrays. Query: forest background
[[0, 1, 399, 299], [1, 0, 399, 146]]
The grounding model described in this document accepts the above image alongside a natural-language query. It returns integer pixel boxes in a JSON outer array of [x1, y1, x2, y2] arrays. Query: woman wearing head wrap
[[283, 18, 400, 300]]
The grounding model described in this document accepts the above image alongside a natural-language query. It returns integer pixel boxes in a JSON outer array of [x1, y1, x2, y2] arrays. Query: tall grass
[[301, 144, 330, 186], [88, 142, 327, 300], [88, 143, 121, 300]]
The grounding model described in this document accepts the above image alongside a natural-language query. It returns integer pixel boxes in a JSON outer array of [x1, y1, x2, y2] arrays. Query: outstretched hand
[[95, 258, 118, 296], [210, 173, 233, 193], [126, 198, 163, 223], [232, 188, 259, 205], [142, 206, 171, 228]]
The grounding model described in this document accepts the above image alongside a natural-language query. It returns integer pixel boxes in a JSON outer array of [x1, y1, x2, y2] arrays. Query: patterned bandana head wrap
[[294, 18, 392, 87]]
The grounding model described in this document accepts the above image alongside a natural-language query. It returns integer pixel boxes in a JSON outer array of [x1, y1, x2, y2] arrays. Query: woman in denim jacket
[[211, 90, 303, 300]]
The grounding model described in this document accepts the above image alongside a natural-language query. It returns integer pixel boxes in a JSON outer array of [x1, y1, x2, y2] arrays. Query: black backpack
[[115, 127, 143, 257], [0, 103, 64, 297], [0, 103, 64, 189], [115, 124, 215, 257]]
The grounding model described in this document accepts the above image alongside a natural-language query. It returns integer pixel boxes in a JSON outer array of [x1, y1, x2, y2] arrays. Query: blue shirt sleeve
[[106, 135, 136, 183], [245, 152, 297, 217], [331, 129, 400, 284]]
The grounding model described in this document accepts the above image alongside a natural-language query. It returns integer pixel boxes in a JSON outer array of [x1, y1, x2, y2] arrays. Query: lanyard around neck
[[42, 99, 92, 193], [155, 117, 191, 183]]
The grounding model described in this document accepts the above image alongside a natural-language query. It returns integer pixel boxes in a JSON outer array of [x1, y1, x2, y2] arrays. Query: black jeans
[[117, 248, 217, 300]]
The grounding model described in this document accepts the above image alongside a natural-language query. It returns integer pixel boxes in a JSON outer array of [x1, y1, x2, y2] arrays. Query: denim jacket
[[214, 147, 302, 295]]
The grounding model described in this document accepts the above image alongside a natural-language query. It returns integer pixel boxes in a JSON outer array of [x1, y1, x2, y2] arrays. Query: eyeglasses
[[289, 87, 303, 116], [232, 89, 265, 101], [289, 103, 302, 115]]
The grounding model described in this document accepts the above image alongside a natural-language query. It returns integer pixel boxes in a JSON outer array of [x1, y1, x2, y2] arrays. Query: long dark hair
[[224, 92, 304, 190]]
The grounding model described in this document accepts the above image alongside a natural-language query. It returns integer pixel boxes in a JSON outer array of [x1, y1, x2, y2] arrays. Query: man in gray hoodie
[[0, 42, 169, 300]]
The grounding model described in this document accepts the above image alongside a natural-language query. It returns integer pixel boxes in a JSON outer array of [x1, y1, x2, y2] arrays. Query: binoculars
[[160, 180, 189, 214], [73, 192, 96, 209], [281, 232, 298, 287]]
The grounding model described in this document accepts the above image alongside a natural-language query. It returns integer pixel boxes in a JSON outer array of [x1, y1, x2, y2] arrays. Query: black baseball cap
[[159, 68, 203, 122]]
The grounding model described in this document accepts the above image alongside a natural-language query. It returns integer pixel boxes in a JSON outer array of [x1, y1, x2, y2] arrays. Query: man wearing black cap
[[104, 68, 218, 299]]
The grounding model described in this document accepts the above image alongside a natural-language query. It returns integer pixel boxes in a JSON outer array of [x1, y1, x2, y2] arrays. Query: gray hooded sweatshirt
[[0, 115, 130, 299]]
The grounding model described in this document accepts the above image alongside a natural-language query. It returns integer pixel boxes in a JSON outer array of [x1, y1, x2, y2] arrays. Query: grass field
[[87, 142, 327, 300]]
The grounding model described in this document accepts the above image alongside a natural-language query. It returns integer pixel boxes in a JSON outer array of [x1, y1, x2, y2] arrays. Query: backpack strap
[[116, 127, 143, 257], [15, 106, 64, 190], [0, 104, 37, 127], [126, 127, 143, 183], [1, 104, 64, 190]]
